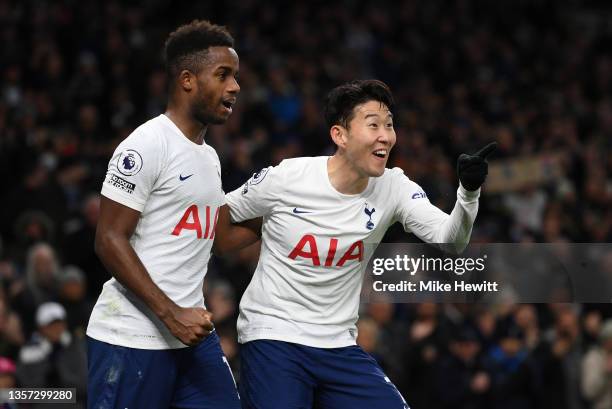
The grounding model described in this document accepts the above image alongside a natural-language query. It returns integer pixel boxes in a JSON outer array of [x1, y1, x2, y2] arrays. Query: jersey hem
[[238, 330, 356, 349], [86, 328, 189, 350]]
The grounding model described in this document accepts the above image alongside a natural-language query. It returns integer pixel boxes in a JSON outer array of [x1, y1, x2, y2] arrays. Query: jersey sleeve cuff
[[101, 185, 145, 212], [458, 183, 481, 202]]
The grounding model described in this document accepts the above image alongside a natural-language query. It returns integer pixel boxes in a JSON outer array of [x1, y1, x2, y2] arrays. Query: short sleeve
[[225, 164, 285, 222], [100, 130, 164, 212]]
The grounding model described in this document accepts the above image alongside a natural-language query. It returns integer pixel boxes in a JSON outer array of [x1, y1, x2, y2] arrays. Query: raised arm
[[397, 142, 496, 254], [95, 196, 213, 345]]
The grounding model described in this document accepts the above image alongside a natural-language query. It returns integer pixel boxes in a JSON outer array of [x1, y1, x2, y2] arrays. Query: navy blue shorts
[[239, 340, 409, 409], [87, 332, 240, 409]]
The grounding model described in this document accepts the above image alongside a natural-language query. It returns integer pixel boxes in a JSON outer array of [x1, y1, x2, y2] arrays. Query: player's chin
[[366, 164, 386, 177], [210, 111, 231, 124], [367, 158, 387, 177]]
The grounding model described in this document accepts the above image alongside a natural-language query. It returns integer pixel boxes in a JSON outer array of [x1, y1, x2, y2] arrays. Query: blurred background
[[0, 0, 611, 407]]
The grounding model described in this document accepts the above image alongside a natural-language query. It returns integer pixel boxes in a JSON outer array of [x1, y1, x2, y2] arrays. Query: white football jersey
[[225, 156, 479, 348], [87, 114, 224, 349]]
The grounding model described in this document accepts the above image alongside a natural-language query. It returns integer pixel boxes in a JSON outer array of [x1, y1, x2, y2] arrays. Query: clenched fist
[[163, 306, 214, 346]]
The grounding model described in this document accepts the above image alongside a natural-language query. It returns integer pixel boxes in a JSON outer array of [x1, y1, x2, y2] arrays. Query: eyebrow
[[364, 112, 393, 120]]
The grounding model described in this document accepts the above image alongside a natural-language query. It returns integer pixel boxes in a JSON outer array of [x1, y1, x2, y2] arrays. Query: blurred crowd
[[0, 0, 611, 407]]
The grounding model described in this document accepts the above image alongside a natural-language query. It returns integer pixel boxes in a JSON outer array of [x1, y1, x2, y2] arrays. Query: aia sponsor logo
[[172, 205, 219, 239], [288, 235, 363, 267]]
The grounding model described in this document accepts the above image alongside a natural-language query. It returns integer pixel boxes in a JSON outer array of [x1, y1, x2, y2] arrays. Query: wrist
[[459, 183, 481, 199], [155, 299, 179, 324]]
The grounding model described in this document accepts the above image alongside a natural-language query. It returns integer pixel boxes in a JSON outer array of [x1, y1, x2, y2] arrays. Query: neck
[[327, 153, 369, 195], [165, 103, 207, 145]]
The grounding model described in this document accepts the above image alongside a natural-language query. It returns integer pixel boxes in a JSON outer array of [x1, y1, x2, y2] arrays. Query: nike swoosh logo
[[293, 208, 312, 214], [179, 174, 194, 181]]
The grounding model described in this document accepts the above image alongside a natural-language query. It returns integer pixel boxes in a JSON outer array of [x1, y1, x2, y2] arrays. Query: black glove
[[457, 142, 497, 191]]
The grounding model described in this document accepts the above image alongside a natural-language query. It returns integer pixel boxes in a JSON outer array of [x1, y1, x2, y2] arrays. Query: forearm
[[407, 184, 479, 254], [436, 184, 480, 253], [95, 232, 176, 320], [213, 205, 261, 256]]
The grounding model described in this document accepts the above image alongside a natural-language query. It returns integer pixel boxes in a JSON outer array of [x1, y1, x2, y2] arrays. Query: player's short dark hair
[[164, 20, 234, 80], [324, 80, 394, 129]]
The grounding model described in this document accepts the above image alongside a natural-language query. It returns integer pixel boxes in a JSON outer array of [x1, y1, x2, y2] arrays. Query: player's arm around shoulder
[[212, 205, 262, 257], [214, 162, 287, 256]]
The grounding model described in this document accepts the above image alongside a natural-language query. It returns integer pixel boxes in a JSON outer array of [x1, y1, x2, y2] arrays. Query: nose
[[228, 77, 240, 94], [378, 127, 395, 147], [377, 130, 390, 144]]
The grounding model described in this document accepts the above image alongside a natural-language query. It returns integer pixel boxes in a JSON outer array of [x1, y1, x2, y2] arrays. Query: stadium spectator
[[62, 193, 108, 298], [0, 0, 610, 406], [513, 304, 541, 351], [433, 325, 491, 409], [401, 303, 451, 409], [536, 306, 586, 409], [0, 297, 24, 361], [485, 318, 540, 409], [57, 266, 93, 336], [16, 302, 87, 406], [0, 357, 17, 409], [0, 357, 17, 388], [12, 243, 61, 336], [581, 319, 612, 409]]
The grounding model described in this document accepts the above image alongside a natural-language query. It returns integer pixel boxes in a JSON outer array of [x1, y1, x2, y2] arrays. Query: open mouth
[[221, 99, 235, 113], [372, 149, 387, 159]]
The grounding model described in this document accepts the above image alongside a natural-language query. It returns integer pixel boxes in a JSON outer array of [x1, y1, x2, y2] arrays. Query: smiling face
[[333, 100, 396, 177], [188, 46, 240, 125]]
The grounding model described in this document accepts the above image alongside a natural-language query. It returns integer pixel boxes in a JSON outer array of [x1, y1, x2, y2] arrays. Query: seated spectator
[[581, 319, 612, 409], [16, 302, 86, 405]]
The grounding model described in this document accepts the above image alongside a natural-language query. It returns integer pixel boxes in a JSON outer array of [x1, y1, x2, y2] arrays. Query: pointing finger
[[475, 142, 497, 159]]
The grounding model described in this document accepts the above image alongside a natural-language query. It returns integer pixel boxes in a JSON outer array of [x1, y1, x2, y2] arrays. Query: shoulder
[[274, 156, 326, 181], [383, 166, 407, 180], [117, 116, 166, 151], [277, 156, 323, 170], [113, 116, 168, 173], [381, 167, 422, 190], [375, 167, 429, 203]]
